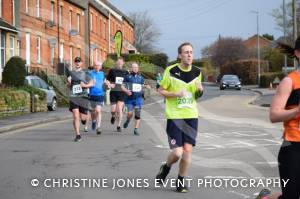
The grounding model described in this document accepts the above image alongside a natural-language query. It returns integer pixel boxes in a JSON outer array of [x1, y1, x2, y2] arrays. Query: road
[[0, 85, 283, 199]]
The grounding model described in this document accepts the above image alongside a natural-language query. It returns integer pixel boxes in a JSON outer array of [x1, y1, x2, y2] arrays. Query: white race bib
[[132, 83, 142, 92], [72, 84, 83, 94], [115, 77, 124, 84], [177, 92, 193, 108]]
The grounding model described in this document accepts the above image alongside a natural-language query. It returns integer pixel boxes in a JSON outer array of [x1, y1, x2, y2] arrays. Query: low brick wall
[[31, 94, 47, 112], [0, 90, 31, 117]]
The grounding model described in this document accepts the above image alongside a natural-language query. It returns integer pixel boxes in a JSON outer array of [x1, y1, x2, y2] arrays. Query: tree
[[271, 1, 295, 45], [262, 34, 274, 41], [129, 11, 161, 53], [201, 37, 249, 67]]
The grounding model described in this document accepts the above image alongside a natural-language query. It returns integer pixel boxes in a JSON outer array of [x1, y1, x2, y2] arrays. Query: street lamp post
[[251, 11, 260, 87]]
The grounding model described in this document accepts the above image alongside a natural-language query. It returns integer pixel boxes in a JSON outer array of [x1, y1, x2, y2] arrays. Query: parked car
[[25, 75, 57, 111], [219, 74, 241, 90]]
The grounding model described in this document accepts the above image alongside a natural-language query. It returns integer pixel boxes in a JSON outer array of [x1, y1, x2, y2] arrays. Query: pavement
[[0, 85, 275, 134]]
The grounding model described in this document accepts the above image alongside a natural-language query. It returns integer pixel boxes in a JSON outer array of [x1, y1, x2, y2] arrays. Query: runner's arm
[[270, 77, 300, 123], [158, 86, 186, 98]]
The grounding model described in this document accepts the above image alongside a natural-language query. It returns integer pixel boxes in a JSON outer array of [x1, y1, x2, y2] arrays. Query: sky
[[110, 0, 284, 61]]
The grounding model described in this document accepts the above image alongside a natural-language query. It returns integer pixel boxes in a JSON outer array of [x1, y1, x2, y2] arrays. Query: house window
[[9, 35, 14, 57], [36, 36, 41, 63], [12, 0, 15, 25], [25, 0, 28, 14], [77, 13, 80, 33], [50, 1, 54, 22], [90, 13, 93, 31], [69, 46, 73, 68], [16, 40, 20, 56], [25, 33, 30, 66], [59, 6, 62, 26], [36, 0, 40, 18], [69, 10, 72, 30], [0, 0, 2, 18], [50, 47, 54, 66], [103, 22, 106, 39], [95, 48, 98, 62], [0, 32, 5, 69], [90, 48, 94, 66], [77, 48, 81, 58], [59, 43, 64, 63]]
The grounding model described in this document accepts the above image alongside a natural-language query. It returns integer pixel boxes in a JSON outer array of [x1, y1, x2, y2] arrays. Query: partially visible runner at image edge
[[88, 60, 110, 135], [155, 42, 204, 193], [67, 57, 93, 142], [106, 57, 129, 132], [121, 62, 151, 136], [255, 37, 300, 199]]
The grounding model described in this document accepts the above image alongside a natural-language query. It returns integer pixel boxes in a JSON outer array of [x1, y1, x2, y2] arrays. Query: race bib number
[[177, 92, 193, 108], [72, 84, 83, 94], [132, 83, 142, 92], [115, 77, 124, 84]]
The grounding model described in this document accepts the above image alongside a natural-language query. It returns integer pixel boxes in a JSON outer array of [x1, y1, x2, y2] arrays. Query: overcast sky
[[110, 0, 284, 61]]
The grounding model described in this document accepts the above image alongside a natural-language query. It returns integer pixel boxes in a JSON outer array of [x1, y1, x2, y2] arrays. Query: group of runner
[[67, 56, 148, 142], [66, 40, 300, 196]]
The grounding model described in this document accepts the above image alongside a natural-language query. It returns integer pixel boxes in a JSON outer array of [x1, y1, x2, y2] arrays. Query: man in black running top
[[106, 57, 129, 132]]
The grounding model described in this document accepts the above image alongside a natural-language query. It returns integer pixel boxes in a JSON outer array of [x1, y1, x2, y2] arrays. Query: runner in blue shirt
[[88, 61, 110, 135], [121, 62, 150, 136]]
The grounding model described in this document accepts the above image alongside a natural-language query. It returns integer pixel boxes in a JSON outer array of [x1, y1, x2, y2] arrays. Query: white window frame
[[36, 0, 40, 18], [95, 48, 98, 62], [16, 40, 20, 56], [9, 35, 14, 57], [25, 0, 28, 14], [90, 13, 93, 31], [59, 43, 64, 63], [77, 13, 80, 33], [50, 1, 54, 22], [36, 36, 41, 64], [0, 31, 5, 69], [69, 10, 72, 30], [25, 33, 31, 66], [50, 47, 54, 66], [69, 46, 73, 69], [0, 0, 2, 18]]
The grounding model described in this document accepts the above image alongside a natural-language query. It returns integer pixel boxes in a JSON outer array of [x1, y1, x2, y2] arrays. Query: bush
[[260, 72, 285, 88], [2, 56, 26, 87], [221, 59, 269, 85], [19, 85, 46, 100], [149, 53, 168, 68]]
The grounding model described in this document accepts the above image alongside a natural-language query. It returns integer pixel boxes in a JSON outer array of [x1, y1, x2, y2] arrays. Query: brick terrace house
[[0, 0, 19, 81], [0, 0, 135, 80], [243, 34, 272, 51]]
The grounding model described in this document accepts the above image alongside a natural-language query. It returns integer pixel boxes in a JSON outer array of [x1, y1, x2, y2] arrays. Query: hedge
[[260, 72, 285, 88]]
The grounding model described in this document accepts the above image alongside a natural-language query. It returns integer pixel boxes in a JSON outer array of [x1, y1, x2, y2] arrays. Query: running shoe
[[155, 163, 170, 184], [92, 121, 96, 130], [117, 126, 122, 132], [133, 128, 139, 136], [111, 116, 115, 124], [74, 135, 82, 142], [256, 189, 271, 199], [123, 120, 130, 129], [176, 184, 188, 193], [96, 128, 101, 135]]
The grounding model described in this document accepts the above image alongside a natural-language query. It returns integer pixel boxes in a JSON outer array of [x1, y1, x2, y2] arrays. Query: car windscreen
[[223, 76, 238, 81]]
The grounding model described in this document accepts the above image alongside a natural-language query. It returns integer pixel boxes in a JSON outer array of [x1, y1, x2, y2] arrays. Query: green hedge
[[2, 56, 26, 87], [19, 86, 46, 100], [107, 53, 169, 68], [260, 72, 285, 88]]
